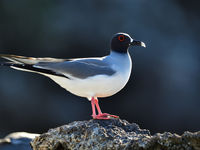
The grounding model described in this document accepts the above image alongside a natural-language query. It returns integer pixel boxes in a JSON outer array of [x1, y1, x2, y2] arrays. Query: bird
[[0, 32, 145, 119]]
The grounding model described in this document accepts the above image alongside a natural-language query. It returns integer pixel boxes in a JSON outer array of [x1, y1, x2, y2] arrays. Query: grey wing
[[34, 58, 116, 79]]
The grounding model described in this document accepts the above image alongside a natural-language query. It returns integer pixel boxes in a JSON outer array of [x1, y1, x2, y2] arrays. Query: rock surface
[[31, 119, 200, 150], [0, 132, 39, 150]]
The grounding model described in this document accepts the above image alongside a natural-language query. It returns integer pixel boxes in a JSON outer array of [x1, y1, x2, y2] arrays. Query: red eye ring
[[118, 35, 125, 42]]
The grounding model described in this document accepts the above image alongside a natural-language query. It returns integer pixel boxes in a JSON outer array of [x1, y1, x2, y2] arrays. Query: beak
[[131, 40, 146, 48]]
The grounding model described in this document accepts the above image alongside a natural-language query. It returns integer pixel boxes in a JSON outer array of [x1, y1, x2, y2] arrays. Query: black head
[[111, 33, 146, 53]]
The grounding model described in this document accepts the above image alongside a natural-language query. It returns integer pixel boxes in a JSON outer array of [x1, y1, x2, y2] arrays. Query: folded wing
[[0, 54, 116, 79]]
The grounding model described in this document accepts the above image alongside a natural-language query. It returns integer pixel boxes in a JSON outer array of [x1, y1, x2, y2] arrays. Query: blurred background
[[0, 0, 200, 137]]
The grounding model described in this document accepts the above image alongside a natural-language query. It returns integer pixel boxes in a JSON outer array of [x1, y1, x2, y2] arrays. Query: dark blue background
[[0, 0, 200, 137]]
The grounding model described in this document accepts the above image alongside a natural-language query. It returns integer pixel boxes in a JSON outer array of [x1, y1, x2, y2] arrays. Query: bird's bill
[[131, 40, 146, 48]]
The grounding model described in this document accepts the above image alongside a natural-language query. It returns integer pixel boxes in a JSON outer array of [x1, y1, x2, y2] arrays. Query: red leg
[[94, 98, 102, 115], [91, 97, 119, 120], [91, 97, 96, 118]]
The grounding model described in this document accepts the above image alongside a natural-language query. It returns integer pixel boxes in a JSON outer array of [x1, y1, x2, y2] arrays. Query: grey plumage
[[34, 58, 116, 79], [0, 54, 116, 79]]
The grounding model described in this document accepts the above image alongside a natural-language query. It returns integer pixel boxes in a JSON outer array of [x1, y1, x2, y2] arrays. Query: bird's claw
[[92, 113, 119, 120]]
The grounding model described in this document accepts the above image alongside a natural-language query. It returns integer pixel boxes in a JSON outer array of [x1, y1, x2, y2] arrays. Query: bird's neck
[[108, 50, 132, 74], [109, 50, 131, 64], [111, 48, 129, 54], [110, 50, 129, 56]]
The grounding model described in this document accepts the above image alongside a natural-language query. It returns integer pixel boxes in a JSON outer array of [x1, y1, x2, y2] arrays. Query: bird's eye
[[118, 35, 125, 42]]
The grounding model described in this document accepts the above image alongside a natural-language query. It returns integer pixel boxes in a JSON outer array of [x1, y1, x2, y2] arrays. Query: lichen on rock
[[30, 119, 200, 150]]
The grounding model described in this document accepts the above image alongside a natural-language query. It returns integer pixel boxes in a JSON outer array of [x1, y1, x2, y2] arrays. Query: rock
[[30, 119, 200, 150], [0, 132, 39, 150]]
